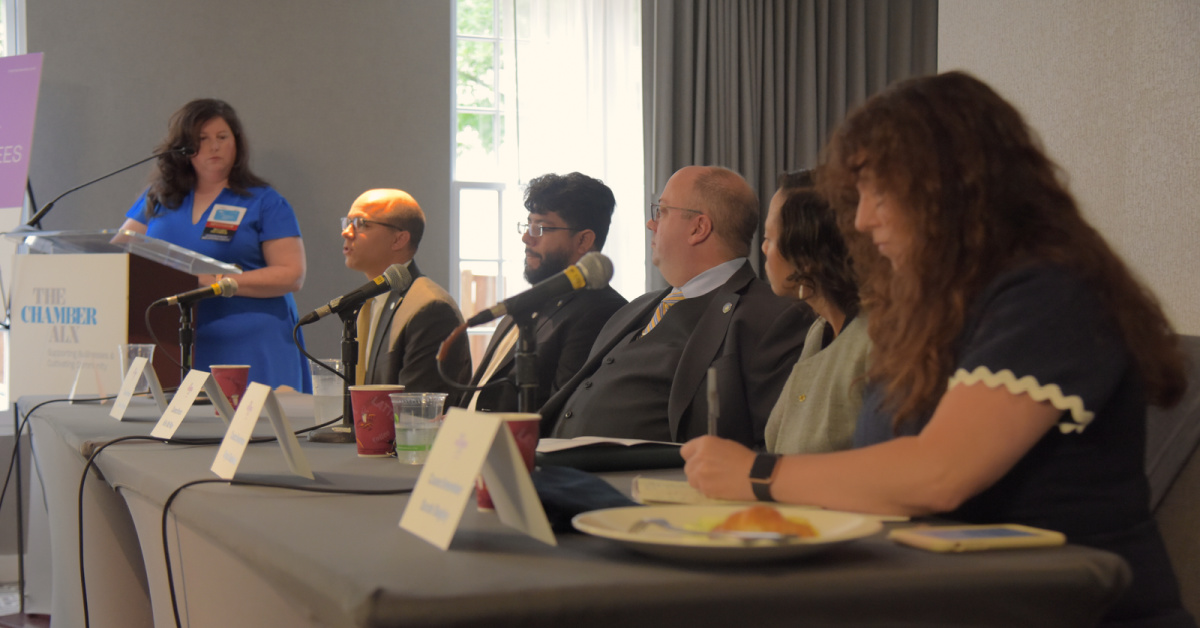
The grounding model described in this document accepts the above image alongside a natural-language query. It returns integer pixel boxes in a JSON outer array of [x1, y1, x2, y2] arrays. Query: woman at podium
[[117, 98, 312, 392]]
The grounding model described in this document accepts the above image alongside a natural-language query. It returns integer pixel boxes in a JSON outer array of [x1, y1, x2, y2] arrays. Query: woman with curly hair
[[118, 98, 311, 391], [683, 72, 1191, 626], [760, 170, 868, 454]]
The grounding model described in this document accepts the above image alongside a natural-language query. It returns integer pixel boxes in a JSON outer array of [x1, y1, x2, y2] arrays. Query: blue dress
[[126, 186, 312, 392], [854, 264, 1193, 627]]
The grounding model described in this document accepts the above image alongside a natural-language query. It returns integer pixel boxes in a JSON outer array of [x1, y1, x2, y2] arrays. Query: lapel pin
[[722, 302, 732, 313]]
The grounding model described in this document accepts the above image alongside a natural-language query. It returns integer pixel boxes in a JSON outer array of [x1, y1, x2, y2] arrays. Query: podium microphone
[[155, 277, 239, 307], [25, 145, 196, 229], [467, 252, 613, 327], [299, 263, 413, 325]]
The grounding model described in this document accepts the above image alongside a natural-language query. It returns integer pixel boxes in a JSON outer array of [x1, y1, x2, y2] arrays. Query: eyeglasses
[[517, 222, 578, 237], [341, 216, 405, 232], [648, 202, 704, 222]]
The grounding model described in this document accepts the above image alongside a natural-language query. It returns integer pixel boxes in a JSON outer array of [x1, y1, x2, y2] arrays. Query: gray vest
[[553, 291, 716, 441]]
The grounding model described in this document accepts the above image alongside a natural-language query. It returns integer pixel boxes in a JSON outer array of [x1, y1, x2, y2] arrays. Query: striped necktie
[[643, 289, 685, 335]]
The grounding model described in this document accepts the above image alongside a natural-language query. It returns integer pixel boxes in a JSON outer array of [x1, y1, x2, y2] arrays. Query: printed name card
[[400, 408, 555, 550], [210, 382, 313, 481], [110, 356, 168, 420], [149, 369, 210, 438]]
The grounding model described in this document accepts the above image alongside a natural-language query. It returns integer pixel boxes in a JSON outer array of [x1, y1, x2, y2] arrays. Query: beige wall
[[939, 0, 1200, 334]]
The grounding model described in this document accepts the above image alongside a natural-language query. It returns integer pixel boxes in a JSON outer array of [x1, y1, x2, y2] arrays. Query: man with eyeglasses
[[341, 188, 471, 397], [460, 172, 627, 413], [542, 166, 812, 447]]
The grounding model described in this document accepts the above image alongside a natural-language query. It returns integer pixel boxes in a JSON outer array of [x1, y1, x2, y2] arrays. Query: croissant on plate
[[712, 505, 818, 537]]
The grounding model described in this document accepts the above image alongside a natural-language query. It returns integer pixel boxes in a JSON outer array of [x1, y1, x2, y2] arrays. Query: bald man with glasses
[[460, 172, 627, 413], [542, 166, 813, 447], [340, 188, 471, 397]]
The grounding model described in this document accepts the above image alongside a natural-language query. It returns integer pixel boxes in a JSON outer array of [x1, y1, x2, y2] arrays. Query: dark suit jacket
[[542, 262, 813, 447], [462, 286, 627, 413], [364, 261, 473, 400]]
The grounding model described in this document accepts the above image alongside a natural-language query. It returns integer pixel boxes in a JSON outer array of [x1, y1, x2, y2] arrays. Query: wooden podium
[[2, 229, 240, 406]]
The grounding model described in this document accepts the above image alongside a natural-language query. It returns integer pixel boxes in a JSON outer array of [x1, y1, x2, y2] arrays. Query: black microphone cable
[[293, 322, 351, 383], [144, 301, 186, 371], [160, 478, 413, 628], [73, 411, 344, 628]]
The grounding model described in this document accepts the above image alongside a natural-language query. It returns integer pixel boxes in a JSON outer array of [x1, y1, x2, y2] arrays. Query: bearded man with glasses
[[340, 188, 471, 398], [459, 172, 627, 413]]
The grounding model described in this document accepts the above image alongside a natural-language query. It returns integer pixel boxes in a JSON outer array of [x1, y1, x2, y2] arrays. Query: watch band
[[748, 453, 780, 502]]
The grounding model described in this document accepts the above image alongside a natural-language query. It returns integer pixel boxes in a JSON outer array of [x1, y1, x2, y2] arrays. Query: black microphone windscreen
[[383, 263, 413, 293]]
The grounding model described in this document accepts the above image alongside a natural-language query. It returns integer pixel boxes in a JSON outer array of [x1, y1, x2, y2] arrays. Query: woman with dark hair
[[761, 170, 869, 454], [118, 98, 311, 392], [683, 72, 1192, 626]]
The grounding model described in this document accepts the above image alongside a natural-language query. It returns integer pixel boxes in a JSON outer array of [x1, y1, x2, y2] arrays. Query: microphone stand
[[24, 147, 187, 229], [177, 304, 194, 382], [308, 306, 360, 443], [512, 311, 540, 413]]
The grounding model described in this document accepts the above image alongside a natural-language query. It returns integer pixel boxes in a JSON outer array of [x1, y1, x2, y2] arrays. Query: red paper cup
[[476, 413, 540, 511], [350, 385, 405, 457], [209, 365, 250, 409]]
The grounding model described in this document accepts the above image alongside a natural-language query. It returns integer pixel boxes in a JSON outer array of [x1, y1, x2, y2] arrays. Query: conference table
[[23, 393, 1130, 628]]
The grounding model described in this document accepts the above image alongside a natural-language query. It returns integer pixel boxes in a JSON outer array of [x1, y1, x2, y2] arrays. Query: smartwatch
[[749, 453, 781, 502]]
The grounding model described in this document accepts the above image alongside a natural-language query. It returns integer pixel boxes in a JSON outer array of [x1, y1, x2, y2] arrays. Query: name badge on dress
[[202, 204, 247, 242]]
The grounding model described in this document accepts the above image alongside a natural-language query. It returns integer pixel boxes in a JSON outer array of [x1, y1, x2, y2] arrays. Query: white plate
[[573, 505, 882, 563]]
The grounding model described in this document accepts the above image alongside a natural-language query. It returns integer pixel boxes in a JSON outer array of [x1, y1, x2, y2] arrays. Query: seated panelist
[[340, 189, 471, 398], [542, 166, 813, 446], [682, 72, 1193, 627], [761, 170, 869, 455], [461, 172, 627, 413]]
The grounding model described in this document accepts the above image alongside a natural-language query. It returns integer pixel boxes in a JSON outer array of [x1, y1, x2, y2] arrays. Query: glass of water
[[390, 392, 448, 464], [310, 359, 345, 426]]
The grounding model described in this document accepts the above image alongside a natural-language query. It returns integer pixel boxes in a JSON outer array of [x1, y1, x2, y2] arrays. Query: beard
[[524, 247, 573, 284]]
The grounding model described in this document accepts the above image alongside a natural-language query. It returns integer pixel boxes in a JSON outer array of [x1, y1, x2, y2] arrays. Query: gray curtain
[[642, 0, 938, 289]]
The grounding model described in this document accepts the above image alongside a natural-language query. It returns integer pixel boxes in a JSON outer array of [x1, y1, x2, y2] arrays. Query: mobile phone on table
[[887, 524, 1065, 552]]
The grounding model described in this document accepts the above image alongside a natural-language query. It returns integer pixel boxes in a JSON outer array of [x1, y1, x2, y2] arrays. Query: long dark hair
[[145, 98, 267, 214], [819, 71, 1184, 425], [775, 170, 859, 318]]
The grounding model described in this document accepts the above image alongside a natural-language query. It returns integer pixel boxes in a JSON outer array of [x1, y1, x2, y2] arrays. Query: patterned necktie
[[355, 298, 373, 385], [643, 289, 685, 335]]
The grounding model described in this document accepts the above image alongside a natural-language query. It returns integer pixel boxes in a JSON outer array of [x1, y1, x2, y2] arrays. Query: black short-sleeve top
[[854, 264, 1192, 627]]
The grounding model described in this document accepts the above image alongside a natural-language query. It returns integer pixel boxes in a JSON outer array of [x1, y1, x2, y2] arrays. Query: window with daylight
[[453, 0, 644, 364]]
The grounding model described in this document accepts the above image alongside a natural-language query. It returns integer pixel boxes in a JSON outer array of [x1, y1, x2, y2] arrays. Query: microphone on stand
[[299, 263, 413, 325], [466, 252, 613, 327], [24, 145, 195, 229], [154, 277, 239, 307]]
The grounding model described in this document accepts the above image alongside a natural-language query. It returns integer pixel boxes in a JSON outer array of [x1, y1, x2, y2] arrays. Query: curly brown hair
[[818, 71, 1184, 426], [775, 170, 859, 319], [145, 99, 268, 214]]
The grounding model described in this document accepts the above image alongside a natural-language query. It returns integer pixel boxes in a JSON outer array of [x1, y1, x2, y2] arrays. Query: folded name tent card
[[210, 382, 313, 481], [149, 369, 210, 438], [401, 408, 555, 550], [110, 356, 168, 420]]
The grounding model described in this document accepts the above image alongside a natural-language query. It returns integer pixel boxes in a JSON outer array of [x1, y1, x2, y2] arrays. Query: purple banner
[[0, 52, 43, 209]]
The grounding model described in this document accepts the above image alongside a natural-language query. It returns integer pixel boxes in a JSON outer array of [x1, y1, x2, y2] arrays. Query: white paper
[[109, 356, 148, 420], [210, 383, 313, 481], [203, 377, 236, 425], [536, 436, 680, 453], [480, 427, 556, 546], [150, 369, 209, 439], [400, 408, 555, 549]]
